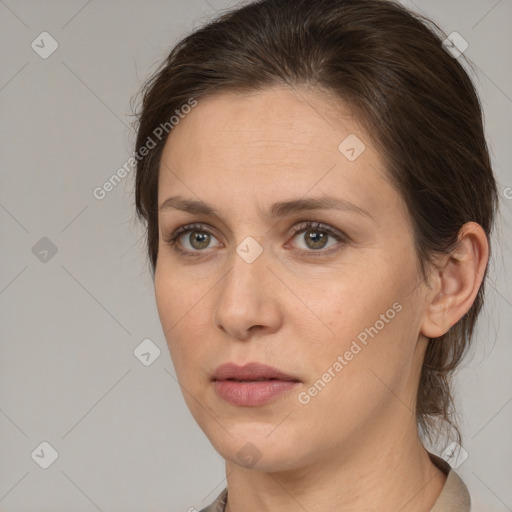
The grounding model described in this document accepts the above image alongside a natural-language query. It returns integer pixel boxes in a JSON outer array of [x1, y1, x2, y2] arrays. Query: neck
[[224, 408, 447, 512]]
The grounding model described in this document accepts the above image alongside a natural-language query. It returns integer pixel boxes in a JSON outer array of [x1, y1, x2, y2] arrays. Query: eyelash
[[163, 221, 349, 259]]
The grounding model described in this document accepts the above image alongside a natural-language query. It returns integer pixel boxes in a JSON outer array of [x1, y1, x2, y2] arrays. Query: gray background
[[0, 0, 510, 511]]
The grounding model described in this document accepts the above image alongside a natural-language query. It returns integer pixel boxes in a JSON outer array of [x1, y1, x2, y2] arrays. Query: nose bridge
[[213, 237, 281, 338], [222, 236, 268, 305]]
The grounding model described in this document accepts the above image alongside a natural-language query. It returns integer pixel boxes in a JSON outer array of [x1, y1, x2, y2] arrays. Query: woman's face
[[155, 86, 431, 471]]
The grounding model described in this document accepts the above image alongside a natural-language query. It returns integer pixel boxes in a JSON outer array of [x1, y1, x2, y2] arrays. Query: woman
[[133, 0, 498, 510]]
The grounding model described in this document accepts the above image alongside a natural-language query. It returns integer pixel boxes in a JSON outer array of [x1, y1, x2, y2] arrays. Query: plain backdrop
[[0, 0, 511, 511]]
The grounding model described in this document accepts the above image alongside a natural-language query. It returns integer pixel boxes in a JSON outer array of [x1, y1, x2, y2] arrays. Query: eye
[[163, 223, 221, 257], [163, 221, 348, 259], [288, 221, 348, 255]]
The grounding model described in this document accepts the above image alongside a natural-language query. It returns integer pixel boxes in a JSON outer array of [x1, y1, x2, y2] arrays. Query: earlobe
[[421, 222, 489, 339]]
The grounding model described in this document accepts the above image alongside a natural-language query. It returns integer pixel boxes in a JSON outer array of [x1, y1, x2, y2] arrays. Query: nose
[[213, 242, 282, 341]]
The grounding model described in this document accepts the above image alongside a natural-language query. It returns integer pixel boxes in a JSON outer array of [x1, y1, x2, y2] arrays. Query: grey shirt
[[199, 452, 470, 512]]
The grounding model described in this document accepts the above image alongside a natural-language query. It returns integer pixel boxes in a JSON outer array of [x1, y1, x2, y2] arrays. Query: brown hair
[[133, 0, 498, 446]]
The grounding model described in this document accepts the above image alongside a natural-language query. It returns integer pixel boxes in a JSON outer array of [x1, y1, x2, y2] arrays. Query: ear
[[421, 222, 490, 339]]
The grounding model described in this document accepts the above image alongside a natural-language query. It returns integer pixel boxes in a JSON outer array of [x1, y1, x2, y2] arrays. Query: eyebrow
[[159, 195, 373, 220]]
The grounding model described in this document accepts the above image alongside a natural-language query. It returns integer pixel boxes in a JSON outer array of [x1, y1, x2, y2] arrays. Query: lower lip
[[213, 379, 300, 406]]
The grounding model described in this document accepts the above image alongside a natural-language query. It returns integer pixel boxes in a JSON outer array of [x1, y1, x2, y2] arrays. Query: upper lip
[[212, 362, 300, 382]]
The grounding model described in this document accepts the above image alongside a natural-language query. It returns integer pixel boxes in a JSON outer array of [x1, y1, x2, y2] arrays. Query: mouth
[[212, 361, 301, 383], [224, 378, 287, 382], [212, 362, 301, 407]]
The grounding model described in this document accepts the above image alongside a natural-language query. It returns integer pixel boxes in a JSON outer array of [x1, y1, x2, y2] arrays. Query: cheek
[[305, 256, 420, 374], [154, 266, 208, 371], [314, 262, 402, 333], [154, 257, 208, 327], [299, 301, 419, 437], [345, 310, 421, 402]]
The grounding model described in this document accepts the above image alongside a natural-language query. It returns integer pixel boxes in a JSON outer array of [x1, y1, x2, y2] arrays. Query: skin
[[153, 85, 488, 512]]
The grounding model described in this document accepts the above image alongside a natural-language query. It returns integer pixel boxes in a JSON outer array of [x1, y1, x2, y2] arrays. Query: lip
[[212, 362, 301, 407], [212, 362, 300, 382]]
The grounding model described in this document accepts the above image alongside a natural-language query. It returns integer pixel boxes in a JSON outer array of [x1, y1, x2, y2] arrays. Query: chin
[[204, 422, 310, 472]]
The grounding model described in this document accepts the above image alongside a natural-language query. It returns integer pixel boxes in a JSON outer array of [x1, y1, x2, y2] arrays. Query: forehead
[[161, 85, 360, 167], [158, 86, 395, 219]]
